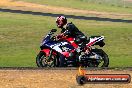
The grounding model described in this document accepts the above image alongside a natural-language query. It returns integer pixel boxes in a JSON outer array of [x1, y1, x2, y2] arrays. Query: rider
[[56, 16, 88, 67], [56, 16, 88, 49]]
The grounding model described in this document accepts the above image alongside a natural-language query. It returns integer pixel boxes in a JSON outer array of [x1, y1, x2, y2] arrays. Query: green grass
[[0, 12, 132, 67], [0, 12, 56, 67], [16, 0, 132, 14]]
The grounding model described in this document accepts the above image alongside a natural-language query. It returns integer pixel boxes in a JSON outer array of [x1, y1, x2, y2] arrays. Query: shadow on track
[[0, 8, 132, 23]]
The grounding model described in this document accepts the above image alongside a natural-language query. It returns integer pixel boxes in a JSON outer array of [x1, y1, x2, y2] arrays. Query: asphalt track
[[0, 8, 132, 23]]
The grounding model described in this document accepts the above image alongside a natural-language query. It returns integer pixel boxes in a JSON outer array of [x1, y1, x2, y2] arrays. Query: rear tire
[[90, 49, 109, 67]]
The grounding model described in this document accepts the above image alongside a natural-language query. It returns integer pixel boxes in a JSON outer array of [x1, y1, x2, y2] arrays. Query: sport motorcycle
[[36, 29, 109, 67]]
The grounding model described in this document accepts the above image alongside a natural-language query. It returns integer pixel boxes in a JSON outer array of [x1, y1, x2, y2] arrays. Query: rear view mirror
[[51, 29, 57, 32]]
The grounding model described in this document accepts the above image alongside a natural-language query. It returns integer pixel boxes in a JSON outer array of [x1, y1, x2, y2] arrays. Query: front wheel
[[36, 51, 58, 67]]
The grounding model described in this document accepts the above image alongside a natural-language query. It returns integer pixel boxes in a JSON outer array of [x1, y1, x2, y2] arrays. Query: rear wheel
[[88, 49, 109, 67], [36, 52, 58, 67]]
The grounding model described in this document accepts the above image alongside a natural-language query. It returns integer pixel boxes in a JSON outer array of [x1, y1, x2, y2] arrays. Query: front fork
[[47, 49, 57, 66], [47, 49, 53, 62]]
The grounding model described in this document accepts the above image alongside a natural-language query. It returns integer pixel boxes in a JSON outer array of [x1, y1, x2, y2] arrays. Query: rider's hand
[[56, 33, 66, 40], [56, 34, 62, 39], [56, 33, 63, 38]]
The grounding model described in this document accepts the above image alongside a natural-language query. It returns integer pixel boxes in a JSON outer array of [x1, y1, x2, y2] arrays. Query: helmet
[[56, 16, 67, 28]]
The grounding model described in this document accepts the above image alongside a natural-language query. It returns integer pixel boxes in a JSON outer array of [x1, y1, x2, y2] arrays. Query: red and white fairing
[[87, 36, 104, 47]]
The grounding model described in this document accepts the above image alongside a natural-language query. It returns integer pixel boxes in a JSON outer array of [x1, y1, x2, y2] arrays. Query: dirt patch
[[0, 69, 131, 88], [125, 0, 132, 2], [0, 0, 132, 19]]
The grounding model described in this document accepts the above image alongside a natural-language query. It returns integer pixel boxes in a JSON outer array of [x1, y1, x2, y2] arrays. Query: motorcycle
[[36, 29, 109, 67]]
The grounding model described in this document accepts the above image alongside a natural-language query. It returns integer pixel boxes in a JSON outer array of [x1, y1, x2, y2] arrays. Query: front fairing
[[42, 40, 75, 57], [40, 33, 52, 46], [40, 31, 75, 57], [45, 41, 74, 52]]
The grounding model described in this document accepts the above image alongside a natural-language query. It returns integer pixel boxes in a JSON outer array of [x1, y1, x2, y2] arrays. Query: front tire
[[36, 51, 58, 67]]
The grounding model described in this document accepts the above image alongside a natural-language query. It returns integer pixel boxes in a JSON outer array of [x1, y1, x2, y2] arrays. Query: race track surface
[[0, 0, 132, 23], [0, 68, 132, 88]]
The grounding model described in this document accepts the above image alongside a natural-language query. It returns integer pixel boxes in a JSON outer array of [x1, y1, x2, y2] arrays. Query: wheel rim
[[40, 54, 56, 67], [87, 49, 109, 67], [88, 53, 104, 67], [97, 56, 104, 67]]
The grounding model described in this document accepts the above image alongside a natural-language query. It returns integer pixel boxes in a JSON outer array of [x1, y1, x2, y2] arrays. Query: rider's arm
[[65, 22, 79, 36]]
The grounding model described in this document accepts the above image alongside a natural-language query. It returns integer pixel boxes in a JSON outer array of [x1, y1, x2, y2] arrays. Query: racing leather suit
[[59, 22, 88, 67]]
